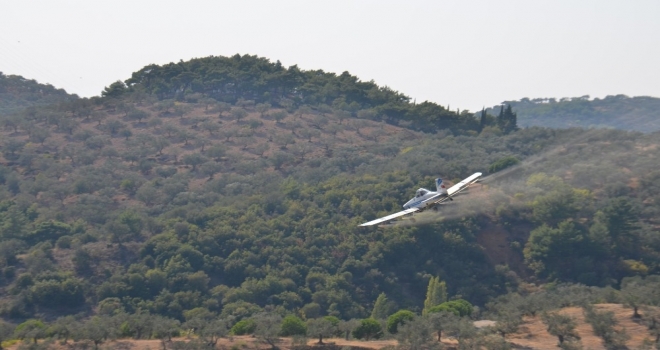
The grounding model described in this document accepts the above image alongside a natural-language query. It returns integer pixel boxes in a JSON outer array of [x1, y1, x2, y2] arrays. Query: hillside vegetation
[[0, 54, 659, 349], [487, 95, 660, 132], [0, 73, 74, 115]]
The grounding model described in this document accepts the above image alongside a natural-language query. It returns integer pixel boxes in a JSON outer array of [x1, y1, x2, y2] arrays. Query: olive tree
[[396, 315, 442, 350], [306, 318, 336, 344], [253, 312, 282, 349], [541, 312, 580, 346]]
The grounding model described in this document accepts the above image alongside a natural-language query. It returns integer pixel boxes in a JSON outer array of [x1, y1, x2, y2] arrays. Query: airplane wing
[[359, 208, 419, 227], [435, 172, 483, 204], [447, 172, 482, 196]]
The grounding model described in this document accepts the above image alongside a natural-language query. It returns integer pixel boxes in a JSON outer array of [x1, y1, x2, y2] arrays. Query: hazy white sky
[[1, 0, 658, 111]]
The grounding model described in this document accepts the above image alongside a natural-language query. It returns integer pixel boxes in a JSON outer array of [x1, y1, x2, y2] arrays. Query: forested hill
[[121, 54, 478, 133], [0, 72, 75, 115], [0, 54, 659, 346], [486, 95, 660, 132]]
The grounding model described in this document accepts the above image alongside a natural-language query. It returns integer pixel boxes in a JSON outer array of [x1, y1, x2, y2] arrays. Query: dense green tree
[[25, 221, 72, 245], [488, 156, 520, 174], [352, 318, 382, 340], [102, 81, 128, 98], [280, 315, 307, 337], [0, 205, 27, 239], [29, 276, 85, 308], [386, 310, 415, 334], [602, 197, 640, 257], [428, 299, 473, 317], [14, 319, 46, 344], [230, 319, 256, 335], [530, 187, 589, 225], [524, 221, 591, 280]]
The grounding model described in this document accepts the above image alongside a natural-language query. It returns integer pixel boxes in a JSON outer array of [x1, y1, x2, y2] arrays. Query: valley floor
[[7, 304, 654, 350]]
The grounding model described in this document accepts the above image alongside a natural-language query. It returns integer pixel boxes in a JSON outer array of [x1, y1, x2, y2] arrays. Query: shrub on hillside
[[231, 319, 256, 335]]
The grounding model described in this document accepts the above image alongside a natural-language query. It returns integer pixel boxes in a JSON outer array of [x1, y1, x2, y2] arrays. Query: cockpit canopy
[[415, 188, 430, 198]]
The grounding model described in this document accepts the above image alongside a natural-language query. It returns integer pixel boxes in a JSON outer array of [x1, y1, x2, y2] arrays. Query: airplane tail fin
[[435, 178, 446, 193]]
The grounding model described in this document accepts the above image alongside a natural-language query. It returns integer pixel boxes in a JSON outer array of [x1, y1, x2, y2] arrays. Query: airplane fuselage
[[402, 188, 448, 210]]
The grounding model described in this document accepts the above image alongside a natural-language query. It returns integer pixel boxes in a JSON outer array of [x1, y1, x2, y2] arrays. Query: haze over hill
[[0, 55, 659, 349], [486, 95, 660, 132]]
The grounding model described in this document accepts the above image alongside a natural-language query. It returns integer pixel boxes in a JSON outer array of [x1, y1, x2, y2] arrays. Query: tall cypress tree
[[479, 108, 488, 132], [423, 276, 447, 315], [503, 104, 518, 133], [497, 104, 518, 134], [496, 105, 505, 131], [371, 292, 391, 320]]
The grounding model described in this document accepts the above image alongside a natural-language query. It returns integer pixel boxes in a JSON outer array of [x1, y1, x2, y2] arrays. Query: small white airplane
[[359, 172, 482, 227]]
